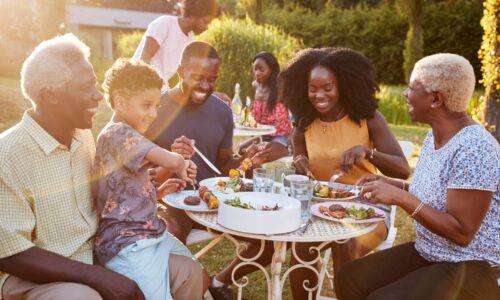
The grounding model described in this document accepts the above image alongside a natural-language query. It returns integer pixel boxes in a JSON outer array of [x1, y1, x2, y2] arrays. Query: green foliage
[[0, 0, 37, 77], [479, 0, 499, 139], [196, 16, 302, 99], [264, 3, 408, 84], [77, 32, 113, 84], [116, 31, 143, 58], [377, 85, 414, 126], [0, 0, 36, 43], [468, 90, 486, 125], [424, 0, 483, 84], [377, 85, 485, 126], [34, 0, 66, 41], [263, 1, 484, 85]]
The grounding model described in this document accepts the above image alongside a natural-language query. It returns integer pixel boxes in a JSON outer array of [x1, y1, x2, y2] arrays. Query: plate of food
[[200, 176, 253, 194], [161, 187, 219, 212], [311, 201, 386, 224], [312, 182, 359, 201], [200, 160, 254, 193]]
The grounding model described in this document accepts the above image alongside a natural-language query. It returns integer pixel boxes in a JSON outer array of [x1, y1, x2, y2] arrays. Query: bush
[[197, 16, 302, 100], [264, 3, 408, 84], [377, 85, 485, 126], [424, 0, 483, 82], [377, 85, 414, 126], [77, 32, 113, 84], [116, 31, 143, 58], [263, 1, 483, 85]]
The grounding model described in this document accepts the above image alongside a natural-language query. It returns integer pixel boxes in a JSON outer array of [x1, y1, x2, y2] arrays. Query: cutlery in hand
[[193, 146, 221, 175], [328, 171, 344, 185]]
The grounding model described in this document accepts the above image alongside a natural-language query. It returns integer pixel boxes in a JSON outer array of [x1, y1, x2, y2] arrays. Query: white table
[[233, 125, 276, 137], [187, 210, 377, 300]]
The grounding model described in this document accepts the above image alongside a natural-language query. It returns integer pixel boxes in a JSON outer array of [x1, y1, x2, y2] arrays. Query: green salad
[[224, 197, 254, 209], [223, 197, 281, 211], [345, 206, 377, 219]]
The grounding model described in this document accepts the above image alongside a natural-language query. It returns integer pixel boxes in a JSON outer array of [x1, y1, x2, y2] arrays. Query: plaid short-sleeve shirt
[[0, 111, 98, 295]]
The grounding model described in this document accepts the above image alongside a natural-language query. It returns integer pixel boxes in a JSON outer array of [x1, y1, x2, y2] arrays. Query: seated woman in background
[[337, 53, 500, 300], [280, 47, 410, 299], [237, 52, 292, 162]]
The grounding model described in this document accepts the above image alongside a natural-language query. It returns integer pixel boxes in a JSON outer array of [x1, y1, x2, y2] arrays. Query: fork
[[328, 171, 344, 185], [190, 180, 199, 193], [306, 171, 320, 187]]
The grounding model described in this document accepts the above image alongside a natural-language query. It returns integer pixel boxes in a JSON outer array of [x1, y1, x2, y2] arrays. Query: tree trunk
[[400, 0, 423, 83], [255, 0, 263, 24]]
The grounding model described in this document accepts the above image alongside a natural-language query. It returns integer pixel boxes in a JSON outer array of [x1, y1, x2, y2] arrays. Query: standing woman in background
[[280, 47, 410, 299]]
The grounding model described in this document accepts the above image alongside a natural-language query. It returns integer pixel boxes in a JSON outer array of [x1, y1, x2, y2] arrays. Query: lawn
[[0, 77, 422, 299]]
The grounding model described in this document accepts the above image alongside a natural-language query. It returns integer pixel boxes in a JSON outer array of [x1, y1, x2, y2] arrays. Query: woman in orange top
[[280, 48, 410, 298]]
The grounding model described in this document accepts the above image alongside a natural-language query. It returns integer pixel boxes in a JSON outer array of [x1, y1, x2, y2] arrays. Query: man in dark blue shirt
[[146, 41, 273, 300], [151, 91, 233, 181]]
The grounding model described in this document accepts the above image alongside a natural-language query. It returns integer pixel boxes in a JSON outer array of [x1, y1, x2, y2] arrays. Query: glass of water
[[273, 166, 295, 194], [290, 180, 313, 221], [282, 174, 308, 197], [253, 168, 274, 193]]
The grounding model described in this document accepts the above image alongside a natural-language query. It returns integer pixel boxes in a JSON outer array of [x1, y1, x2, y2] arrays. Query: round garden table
[[186, 210, 377, 300]]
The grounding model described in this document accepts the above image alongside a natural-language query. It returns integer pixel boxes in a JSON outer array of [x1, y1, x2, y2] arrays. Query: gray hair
[[410, 53, 475, 113], [21, 33, 91, 106]]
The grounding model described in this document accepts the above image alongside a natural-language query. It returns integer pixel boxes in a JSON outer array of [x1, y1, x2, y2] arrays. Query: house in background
[[66, 3, 172, 60]]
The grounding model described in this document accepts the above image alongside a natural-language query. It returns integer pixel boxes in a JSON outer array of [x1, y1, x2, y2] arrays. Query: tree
[[399, 0, 423, 82], [479, 0, 500, 141], [237, 0, 264, 23], [0, 0, 37, 77], [0, 0, 37, 43], [33, 0, 67, 41]]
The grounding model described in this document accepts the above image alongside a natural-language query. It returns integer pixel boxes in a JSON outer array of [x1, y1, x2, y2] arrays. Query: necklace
[[321, 107, 345, 134]]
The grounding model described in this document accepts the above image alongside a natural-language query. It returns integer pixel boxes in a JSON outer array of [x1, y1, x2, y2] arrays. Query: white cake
[[217, 192, 301, 234]]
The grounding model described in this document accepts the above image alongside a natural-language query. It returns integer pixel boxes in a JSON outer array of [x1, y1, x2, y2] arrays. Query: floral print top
[[93, 122, 166, 264], [251, 100, 292, 136], [410, 125, 499, 265]]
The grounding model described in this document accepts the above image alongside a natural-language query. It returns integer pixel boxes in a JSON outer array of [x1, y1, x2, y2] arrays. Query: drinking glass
[[253, 168, 274, 193], [290, 180, 313, 221], [282, 174, 308, 197], [273, 166, 295, 194]]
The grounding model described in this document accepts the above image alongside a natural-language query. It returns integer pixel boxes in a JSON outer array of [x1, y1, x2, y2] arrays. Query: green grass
[[1, 78, 423, 299]]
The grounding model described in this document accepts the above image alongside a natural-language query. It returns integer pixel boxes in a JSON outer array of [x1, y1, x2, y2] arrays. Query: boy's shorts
[[105, 231, 199, 300]]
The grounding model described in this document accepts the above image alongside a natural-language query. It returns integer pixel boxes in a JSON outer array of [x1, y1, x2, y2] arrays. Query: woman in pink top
[[238, 52, 292, 161]]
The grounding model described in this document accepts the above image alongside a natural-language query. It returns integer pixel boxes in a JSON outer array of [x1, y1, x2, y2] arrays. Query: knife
[[300, 218, 313, 235], [193, 146, 221, 175], [357, 199, 391, 213]]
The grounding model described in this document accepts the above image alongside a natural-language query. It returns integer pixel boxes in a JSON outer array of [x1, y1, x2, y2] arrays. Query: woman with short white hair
[[337, 53, 500, 300]]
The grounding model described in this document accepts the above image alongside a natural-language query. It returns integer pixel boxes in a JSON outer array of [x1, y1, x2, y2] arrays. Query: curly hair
[[181, 0, 219, 18], [410, 53, 475, 113], [102, 58, 163, 109], [253, 52, 280, 111], [280, 48, 379, 130]]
